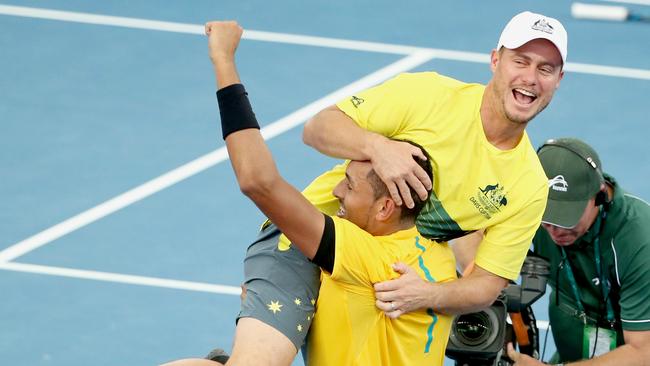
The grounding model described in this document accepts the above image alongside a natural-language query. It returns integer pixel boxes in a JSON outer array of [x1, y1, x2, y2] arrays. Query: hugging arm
[[303, 106, 431, 208], [374, 262, 507, 317]]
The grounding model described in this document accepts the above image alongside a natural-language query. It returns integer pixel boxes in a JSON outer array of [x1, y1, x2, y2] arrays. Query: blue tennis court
[[1, 1, 649, 365]]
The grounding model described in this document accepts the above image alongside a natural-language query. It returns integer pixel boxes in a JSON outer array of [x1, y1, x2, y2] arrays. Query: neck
[[480, 83, 527, 150], [605, 182, 614, 202], [368, 217, 415, 236], [585, 205, 603, 234]]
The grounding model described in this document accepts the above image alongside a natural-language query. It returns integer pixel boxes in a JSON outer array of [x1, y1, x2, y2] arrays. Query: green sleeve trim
[[621, 319, 650, 331]]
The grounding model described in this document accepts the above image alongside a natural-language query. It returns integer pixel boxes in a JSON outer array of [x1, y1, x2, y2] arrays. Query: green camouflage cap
[[537, 138, 603, 228]]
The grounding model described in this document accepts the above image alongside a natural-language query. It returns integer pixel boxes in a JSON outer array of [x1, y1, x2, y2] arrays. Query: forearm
[[426, 274, 504, 314], [565, 344, 648, 366], [211, 45, 271, 185], [213, 60, 240, 90], [303, 106, 387, 161]]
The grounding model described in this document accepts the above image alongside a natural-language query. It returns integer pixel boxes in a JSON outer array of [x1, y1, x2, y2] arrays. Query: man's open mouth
[[512, 88, 537, 105]]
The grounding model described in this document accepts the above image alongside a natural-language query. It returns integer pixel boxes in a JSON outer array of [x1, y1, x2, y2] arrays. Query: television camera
[[445, 253, 550, 366]]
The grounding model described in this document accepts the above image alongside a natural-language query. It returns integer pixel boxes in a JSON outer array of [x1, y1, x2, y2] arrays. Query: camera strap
[[559, 207, 616, 326]]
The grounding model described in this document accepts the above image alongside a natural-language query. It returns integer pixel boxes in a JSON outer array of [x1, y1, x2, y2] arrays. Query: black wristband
[[216, 83, 260, 140]]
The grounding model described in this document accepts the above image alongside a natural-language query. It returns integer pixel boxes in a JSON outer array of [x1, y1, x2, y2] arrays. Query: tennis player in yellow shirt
[[163, 21, 456, 366], [303, 11, 566, 317]]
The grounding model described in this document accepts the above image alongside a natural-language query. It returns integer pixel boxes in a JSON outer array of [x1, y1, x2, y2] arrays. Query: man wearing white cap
[[302, 11, 566, 317], [507, 138, 650, 365]]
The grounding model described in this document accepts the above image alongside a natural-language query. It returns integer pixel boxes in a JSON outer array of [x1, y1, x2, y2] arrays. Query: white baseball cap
[[497, 11, 568, 64]]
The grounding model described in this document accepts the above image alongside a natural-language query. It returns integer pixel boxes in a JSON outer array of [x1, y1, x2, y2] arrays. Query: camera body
[[445, 253, 550, 366]]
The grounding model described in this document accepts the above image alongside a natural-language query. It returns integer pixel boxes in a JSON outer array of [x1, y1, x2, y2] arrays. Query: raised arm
[[303, 106, 431, 208], [206, 21, 324, 259]]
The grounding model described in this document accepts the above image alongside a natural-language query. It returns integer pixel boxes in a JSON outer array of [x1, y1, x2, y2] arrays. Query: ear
[[556, 70, 564, 89], [375, 197, 397, 222], [489, 49, 499, 72]]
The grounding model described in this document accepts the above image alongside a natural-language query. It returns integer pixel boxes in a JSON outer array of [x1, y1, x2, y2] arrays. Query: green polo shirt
[[533, 174, 650, 362]]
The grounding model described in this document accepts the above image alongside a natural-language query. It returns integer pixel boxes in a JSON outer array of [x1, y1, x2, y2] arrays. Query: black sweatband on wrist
[[216, 83, 260, 140]]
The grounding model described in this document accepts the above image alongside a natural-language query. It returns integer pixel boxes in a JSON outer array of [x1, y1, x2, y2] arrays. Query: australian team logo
[[351, 95, 364, 108], [469, 183, 508, 219], [480, 184, 508, 207], [531, 18, 554, 34], [548, 175, 568, 192]]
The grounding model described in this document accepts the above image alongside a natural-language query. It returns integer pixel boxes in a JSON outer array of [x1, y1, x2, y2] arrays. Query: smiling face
[[332, 161, 385, 231], [490, 38, 564, 124]]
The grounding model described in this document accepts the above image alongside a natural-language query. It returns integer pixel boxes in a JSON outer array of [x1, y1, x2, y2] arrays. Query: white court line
[[0, 50, 437, 263], [0, 261, 553, 329], [1, 4, 649, 79], [600, 0, 650, 5], [565, 62, 650, 79], [0, 260, 554, 330], [0, 261, 241, 295], [0, 4, 434, 56]]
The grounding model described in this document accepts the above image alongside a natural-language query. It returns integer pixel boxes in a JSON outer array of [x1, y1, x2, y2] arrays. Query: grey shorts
[[237, 223, 321, 350]]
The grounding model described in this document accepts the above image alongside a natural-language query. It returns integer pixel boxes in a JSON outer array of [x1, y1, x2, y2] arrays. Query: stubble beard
[[502, 92, 551, 125]]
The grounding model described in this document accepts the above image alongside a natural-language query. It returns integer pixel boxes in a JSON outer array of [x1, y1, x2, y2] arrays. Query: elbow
[[477, 278, 508, 309], [303, 105, 338, 148], [487, 284, 508, 308], [238, 170, 277, 201], [478, 292, 501, 309], [302, 115, 320, 148]]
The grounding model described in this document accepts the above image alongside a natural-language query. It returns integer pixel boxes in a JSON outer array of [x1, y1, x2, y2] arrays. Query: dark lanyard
[[560, 207, 616, 326]]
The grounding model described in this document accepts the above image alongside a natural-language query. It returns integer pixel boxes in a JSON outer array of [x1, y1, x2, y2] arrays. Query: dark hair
[[366, 140, 433, 221]]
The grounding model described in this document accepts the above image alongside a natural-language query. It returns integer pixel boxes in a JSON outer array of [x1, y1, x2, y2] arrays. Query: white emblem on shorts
[[548, 175, 568, 192]]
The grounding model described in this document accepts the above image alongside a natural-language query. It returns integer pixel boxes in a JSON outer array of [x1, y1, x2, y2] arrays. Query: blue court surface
[[1, 1, 649, 365]]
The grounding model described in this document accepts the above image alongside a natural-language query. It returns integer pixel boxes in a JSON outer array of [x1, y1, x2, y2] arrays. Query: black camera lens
[[452, 309, 499, 346], [454, 312, 491, 346]]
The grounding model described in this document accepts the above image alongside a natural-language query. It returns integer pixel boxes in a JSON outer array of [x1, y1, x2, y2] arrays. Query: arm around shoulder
[[303, 105, 385, 161], [374, 262, 507, 316]]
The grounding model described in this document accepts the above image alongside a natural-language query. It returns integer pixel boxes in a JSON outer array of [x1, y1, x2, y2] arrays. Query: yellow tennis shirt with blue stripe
[[307, 216, 456, 366], [301, 72, 548, 280]]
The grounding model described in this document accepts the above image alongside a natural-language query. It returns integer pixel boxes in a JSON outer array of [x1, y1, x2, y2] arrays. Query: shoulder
[[416, 237, 457, 281], [521, 133, 548, 181], [606, 187, 650, 280], [389, 72, 481, 95], [621, 193, 650, 222], [508, 133, 549, 202], [331, 215, 374, 243], [608, 179, 650, 242], [610, 196, 650, 255]]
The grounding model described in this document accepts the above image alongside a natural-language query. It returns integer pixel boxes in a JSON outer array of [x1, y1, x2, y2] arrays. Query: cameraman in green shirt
[[507, 138, 650, 365]]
